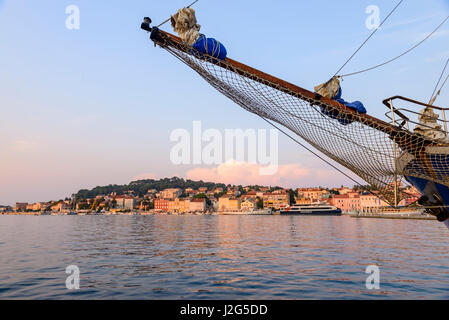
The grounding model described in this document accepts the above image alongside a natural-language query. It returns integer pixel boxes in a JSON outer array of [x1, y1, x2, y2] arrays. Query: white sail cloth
[[171, 7, 201, 46], [314, 77, 341, 99]]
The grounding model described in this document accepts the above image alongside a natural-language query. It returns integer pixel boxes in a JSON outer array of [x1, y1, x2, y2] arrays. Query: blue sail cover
[[192, 34, 227, 60], [320, 87, 366, 125], [333, 88, 366, 114]]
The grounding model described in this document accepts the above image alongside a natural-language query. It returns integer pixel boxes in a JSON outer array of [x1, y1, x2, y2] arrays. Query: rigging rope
[[340, 15, 449, 78], [147, 9, 430, 206], [259, 116, 387, 199], [157, 0, 201, 28], [260, 116, 418, 203], [429, 58, 449, 105], [159, 30, 382, 199], [333, 0, 404, 78], [440, 73, 449, 94]]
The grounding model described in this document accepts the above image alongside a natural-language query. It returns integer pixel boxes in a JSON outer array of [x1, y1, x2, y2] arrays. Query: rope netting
[[152, 31, 449, 206]]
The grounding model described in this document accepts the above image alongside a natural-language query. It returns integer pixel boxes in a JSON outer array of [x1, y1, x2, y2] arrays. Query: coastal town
[[0, 178, 422, 216]]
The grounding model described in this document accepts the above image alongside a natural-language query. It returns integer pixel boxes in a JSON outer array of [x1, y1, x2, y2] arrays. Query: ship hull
[[398, 146, 449, 224], [280, 205, 342, 216], [280, 211, 342, 216]]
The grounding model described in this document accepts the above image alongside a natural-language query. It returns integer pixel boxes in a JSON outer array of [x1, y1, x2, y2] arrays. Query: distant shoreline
[[1, 211, 438, 220], [344, 212, 436, 220]]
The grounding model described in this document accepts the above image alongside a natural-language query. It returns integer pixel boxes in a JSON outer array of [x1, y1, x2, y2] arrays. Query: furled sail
[[143, 26, 449, 207]]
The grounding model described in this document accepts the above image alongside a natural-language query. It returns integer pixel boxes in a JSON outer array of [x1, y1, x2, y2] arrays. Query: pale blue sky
[[1, 0, 448, 205]]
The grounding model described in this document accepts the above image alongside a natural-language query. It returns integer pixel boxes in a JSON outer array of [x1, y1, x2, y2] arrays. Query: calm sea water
[[0, 215, 448, 299]]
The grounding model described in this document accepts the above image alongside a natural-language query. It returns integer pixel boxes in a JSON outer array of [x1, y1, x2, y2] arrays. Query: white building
[[114, 196, 136, 210], [241, 199, 256, 211], [161, 188, 183, 199], [189, 199, 206, 212]]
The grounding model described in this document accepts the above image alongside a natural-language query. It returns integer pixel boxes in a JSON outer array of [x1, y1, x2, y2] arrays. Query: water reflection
[[0, 215, 448, 299]]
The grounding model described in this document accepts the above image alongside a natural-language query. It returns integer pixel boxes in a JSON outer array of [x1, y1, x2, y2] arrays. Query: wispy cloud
[[10, 140, 37, 152], [412, 29, 449, 42], [424, 50, 449, 63], [392, 66, 413, 75], [383, 13, 441, 30]]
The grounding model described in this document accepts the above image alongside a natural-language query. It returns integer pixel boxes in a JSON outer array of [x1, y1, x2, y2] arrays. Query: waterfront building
[[359, 193, 388, 211], [263, 192, 290, 210], [27, 202, 50, 212], [51, 202, 71, 212], [154, 199, 169, 211], [114, 195, 126, 209], [241, 191, 257, 199], [15, 202, 28, 212], [296, 198, 313, 205], [160, 188, 182, 200], [332, 194, 361, 212], [241, 199, 256, 211], [189, 198, 206, 212], [112, 196, 135, 210], [124, 197, 136, 210], [297, 188, 328, 201], [0, 206, 12, 213], [218, 197, 241, 212], [168, 198, 189, 213]]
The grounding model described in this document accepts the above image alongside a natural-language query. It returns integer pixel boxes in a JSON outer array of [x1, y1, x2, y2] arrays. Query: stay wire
[[157, 0, 201, 28], [341, 15, 449, 78], [333, 0, 405, 78], [430, 58, 449, 103], [259, 116, 391, 201]]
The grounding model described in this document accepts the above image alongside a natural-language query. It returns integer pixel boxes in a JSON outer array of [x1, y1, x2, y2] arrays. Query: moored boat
[[280, 204, 342, 216]]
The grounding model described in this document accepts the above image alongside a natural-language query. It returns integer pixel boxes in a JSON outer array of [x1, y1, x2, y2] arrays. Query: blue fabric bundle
[[192, 34, 227, 61], [320, 88, 366, 125], [320, 105, 352, 125], [332, 88, 366, 114]]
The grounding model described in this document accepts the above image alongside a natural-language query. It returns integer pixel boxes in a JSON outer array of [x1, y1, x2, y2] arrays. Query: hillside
[[74, 177, 229, 199]]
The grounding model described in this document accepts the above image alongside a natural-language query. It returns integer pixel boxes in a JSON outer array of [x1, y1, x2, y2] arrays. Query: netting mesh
[[154, 32, 449, 205]]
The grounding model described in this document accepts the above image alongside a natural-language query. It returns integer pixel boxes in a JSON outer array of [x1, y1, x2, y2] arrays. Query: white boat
[[281, 204, 342, 216]]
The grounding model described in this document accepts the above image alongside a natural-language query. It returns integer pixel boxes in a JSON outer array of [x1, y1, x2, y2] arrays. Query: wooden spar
[[152, 29, 429, 141]]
